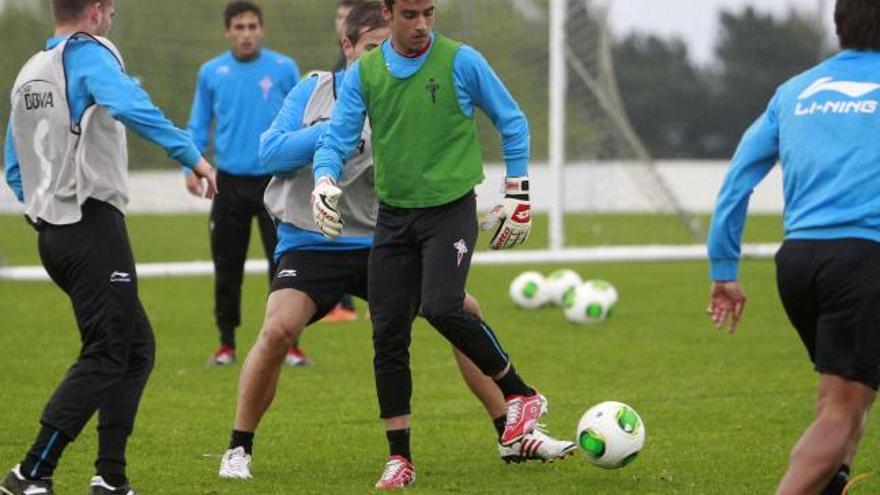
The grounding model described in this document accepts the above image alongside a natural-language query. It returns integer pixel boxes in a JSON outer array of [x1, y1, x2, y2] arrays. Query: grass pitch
[[0, 214, 876, 494]]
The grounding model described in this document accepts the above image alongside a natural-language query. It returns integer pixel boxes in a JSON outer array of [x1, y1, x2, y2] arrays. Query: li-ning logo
[[453, 239, 468, 267], [795, 77, 880, 116], [277, 269, 298, 278], [425, 78, 440, 104], [110, 271, 131, 283]]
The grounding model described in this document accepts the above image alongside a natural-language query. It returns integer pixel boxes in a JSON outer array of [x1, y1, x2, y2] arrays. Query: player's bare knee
[[462, 294, 483, 319], [259, 318, 300, 350]]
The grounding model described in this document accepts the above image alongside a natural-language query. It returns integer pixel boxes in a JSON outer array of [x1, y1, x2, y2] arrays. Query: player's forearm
[[3, 124, 23, 202], [259, 123, 325, 175], [707, 202, 748, 281], [4, 159, 23, 203], [312, 146, 344, 182], [500, 115, 530, 177], [116, 104, 202, 168]]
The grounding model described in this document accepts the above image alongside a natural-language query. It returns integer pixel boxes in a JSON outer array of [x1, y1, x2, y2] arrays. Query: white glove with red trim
[[311, 176, 344, 239], [479, 176, 531, 250]]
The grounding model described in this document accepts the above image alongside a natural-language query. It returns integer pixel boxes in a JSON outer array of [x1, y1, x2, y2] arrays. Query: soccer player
[[707, 1, 880, 494], [311, 0, 559, 488], [218, 2, 574, 481], [1, 1, 217, 493], [186, 1, 303, 366]]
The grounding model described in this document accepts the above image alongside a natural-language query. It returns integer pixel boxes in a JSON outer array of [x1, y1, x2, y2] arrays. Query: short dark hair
[[339, 0, 364, 8], [835, 0, 880, 50], [345, 1, 387, 46], [224, 0, 263, 29], [51, 0, 110, 24]]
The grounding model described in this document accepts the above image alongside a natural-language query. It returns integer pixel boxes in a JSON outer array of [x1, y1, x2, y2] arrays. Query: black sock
[[229, 430, 254, 455], [21, 425, 71, 480], [340, 294, 355, 310], [220, 327, 236, 348], [492, 415, 506, 440], [493, 364, 535, 398], [386, 429, 411, 462], [820, 464, 850, 495], [98, 473, 128, 488]]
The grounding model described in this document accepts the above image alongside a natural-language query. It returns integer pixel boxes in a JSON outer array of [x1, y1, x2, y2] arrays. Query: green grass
[[0, 213, 785, 266], [1, 214, 876, 494]]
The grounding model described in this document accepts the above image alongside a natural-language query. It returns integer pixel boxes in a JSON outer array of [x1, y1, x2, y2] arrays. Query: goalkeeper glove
[[311, 176, 344, 239], [479, 176, 531, 250]]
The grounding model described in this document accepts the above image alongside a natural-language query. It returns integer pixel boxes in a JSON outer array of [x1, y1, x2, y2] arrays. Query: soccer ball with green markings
[[547, 269, 583, 306], [509, 271, 550, 309], [576, 401, 645, 469], [562, 280, 618, 324]]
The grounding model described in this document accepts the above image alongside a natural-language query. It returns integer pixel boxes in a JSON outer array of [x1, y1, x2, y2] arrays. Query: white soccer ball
[[508, 271, 550, 309], [562, 280, 617, 324], [584, 279, 618, 307], [546, 269, 582, 306], [577, 401, 646, 469]]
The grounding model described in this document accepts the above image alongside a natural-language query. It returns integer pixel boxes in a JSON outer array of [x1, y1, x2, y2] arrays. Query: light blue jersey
[[5, 35, 202, 202], [260, 72, 373, 261], [187, 49, 299, 177], [708, 50, 880, 281], [313, 33, 529, 182]]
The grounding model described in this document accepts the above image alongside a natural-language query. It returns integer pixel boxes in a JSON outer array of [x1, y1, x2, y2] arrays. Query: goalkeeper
[[312, 0, 555, 488], [218, 1, 574, 481]]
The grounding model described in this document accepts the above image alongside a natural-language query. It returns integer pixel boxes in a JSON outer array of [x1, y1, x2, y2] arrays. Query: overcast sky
[[606, 0, 835, 65]]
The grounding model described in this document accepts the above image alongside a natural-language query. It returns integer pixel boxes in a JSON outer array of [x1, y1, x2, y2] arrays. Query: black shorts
[[270, 249, 370, 323], [776, 238, 880, 389]]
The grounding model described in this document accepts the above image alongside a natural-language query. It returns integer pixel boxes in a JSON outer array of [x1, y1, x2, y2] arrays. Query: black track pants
[[37, 199, 155, 474], [368, 192, 511, 418], [210, 170, 277, 343]]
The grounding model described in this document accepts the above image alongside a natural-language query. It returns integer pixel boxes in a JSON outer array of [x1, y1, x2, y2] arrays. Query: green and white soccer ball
[[546, 269, 583, 306], [562, 280, 618, 324], [577, 401, 645, 469], [509, 271, 550, 309]]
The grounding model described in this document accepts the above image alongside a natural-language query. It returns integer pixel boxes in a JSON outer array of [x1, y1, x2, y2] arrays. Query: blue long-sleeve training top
[[260, 72, 373, 260], [312, 33, 530, 182], [187, 49, 299, 177], [5, 35, 203, 202], [708, 50, 880, 281]]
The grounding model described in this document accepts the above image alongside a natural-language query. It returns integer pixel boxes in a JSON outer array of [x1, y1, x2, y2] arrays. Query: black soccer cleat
[[90, 476, 138, 495], [0, 465, 54, 495]]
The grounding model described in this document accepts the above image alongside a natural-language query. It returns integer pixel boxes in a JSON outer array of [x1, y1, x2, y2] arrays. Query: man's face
[[347, 26, 391, 63], [384, 0, 435, 54], [335, 5, 354, 39], [226, 11, 264, 59]]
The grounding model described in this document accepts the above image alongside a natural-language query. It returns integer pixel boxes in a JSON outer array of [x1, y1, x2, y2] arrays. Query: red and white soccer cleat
[[500, 392, 547, 446], [285, 346, 313, 367], [209, 345, 236, 366], [498, 425, 577, 463], [374, 455, 415, 490]]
